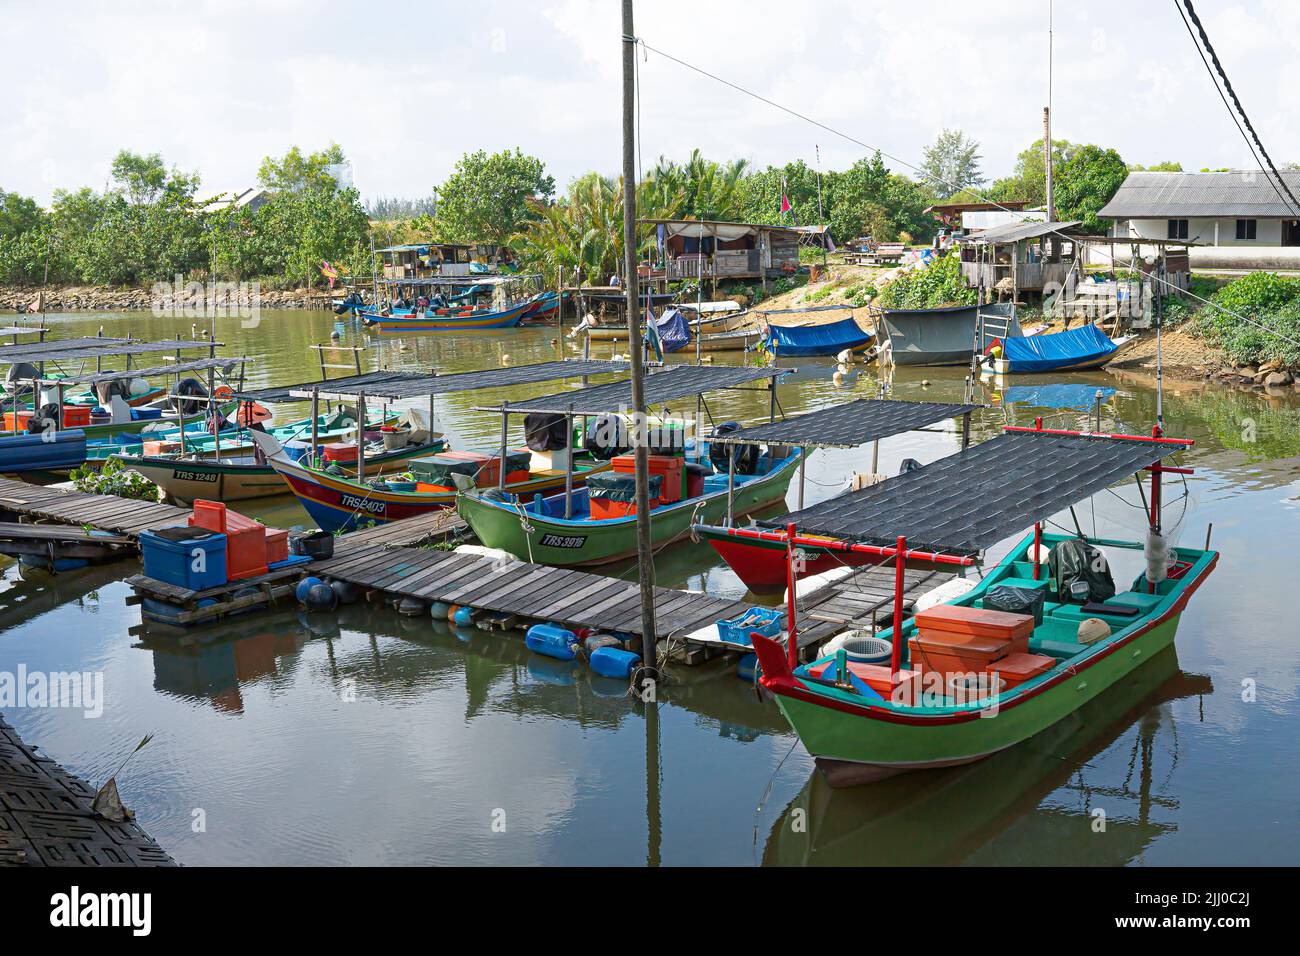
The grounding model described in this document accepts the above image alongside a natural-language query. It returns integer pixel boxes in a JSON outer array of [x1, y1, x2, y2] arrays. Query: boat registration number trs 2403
[[339, 494, 387, 515], [540, 533, 587, 549], [171, 469, 219, 483]]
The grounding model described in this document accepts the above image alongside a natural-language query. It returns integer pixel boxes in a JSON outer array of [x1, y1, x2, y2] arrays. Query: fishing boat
[[693, 397, 983, 593], [359, 298, 532, 333], [877, 303, 1020, 366], [458, 447, 801, 566], [119, 434, 447, 504], [761, 316, 875, 358], [980, 322, 1129, 374], [457, 363, 790, 563], [739, 422, 1214, 787], [235, 358, 634, 531]]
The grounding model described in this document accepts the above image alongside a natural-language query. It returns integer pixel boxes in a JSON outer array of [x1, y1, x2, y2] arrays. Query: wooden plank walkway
[[341, 509, 468, 548], [311, 542, 756, 641], [799, 566, 953, 629], [0, 713, 174, 867], [0, 477, 189, 537]]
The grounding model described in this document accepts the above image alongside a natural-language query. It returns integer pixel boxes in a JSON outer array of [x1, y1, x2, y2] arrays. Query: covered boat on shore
[[982, 322, 1125, 374], [876, 302, 1019, 367], [762, 316, 875, 358], [743, 422, 1212, 787]]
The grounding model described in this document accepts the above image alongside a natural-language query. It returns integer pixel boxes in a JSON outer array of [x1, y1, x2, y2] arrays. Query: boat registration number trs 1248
[[540, 533, 587, 549], [339, 493, 387, 515], [171, 469, 219, 483]]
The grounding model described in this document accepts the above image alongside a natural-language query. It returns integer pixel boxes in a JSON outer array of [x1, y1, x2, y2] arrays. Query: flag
[[320, 260, 339, 289], [26, 291, 43, 313], [780, 177, 791, 217]]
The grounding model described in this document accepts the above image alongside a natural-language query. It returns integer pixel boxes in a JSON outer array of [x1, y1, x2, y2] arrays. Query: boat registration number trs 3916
[[171, 469, 219, 483], [339, 494, 386, 514], [540, 533, 587, 549]]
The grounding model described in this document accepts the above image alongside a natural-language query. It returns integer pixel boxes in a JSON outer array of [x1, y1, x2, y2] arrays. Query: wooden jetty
[[0, 713, 174, 867], [0, 477, 190, 538]]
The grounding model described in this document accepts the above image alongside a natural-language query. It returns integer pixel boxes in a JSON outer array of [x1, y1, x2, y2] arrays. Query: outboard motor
[[27, 402, 60, 434], [898, 457, 922, 474], [709, 421, 759, 475], [171, 377, 209, 417], [585, 413, 628, 460]]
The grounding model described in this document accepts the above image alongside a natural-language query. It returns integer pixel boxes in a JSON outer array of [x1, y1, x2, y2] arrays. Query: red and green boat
[[742, 424, 1216, 787]]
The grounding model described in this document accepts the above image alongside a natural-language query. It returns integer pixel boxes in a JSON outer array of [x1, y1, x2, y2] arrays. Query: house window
[[1235, 219, 1257, 241], [1167, 219, 1189, 240]]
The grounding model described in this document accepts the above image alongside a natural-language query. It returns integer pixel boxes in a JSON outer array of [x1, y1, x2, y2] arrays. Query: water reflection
[[762, 648, 1211, 866]]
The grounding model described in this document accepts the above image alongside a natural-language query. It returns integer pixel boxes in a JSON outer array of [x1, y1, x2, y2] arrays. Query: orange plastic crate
[[264, 528, 289, 565], [189, 501, 267, 580]]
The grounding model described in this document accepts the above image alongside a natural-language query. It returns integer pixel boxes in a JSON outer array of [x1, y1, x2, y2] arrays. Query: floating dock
[[0, 713, 174, 867], [0, 477, 190, 538]]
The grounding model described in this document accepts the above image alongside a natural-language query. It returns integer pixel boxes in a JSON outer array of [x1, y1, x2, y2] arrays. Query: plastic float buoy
[[398, 597, 427, 617], [304, 582, 338, 612], [429, 601, 451, 620], [446, 604, 461, 622], [1025, 541, 1051, 565], [330, 579, 359, 604], [453, 606, 475, 628], [295, 576, 324, 604], [736, 653, 759, 682], [525, 623, 579, 661], [589, 647, 640, 680], [583, 633, 622, 655]]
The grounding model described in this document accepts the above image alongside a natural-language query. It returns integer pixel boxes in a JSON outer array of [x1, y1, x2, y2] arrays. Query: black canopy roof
[[711, 399, 983, 449], [238, 359, 630, 402], [0, 337, 217, 364], [759, 429, 1187, 555], [494, 364, 781, 416]]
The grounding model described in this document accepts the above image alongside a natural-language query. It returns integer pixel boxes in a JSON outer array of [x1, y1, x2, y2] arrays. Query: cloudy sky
[[4, 0, 1299, 205]]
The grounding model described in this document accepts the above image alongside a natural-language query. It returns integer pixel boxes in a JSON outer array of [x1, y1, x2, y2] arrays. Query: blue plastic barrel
[[525, 623, 579, 661], [737, 653, 759, 682], [590, 647, 640, 679]]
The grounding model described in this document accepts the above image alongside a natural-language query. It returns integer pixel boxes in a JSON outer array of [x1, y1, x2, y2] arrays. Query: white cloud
[[4, 0, 1300, 205]]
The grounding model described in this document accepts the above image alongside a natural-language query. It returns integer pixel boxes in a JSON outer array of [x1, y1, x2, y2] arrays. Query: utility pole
[[1044, 0, 1055, 219], [622, 0, 658, 681]]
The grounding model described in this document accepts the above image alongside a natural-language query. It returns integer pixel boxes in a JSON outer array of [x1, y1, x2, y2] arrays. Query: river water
[[1, 308, 1297, 865]]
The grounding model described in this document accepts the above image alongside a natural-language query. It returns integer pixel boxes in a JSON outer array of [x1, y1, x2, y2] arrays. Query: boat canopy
[[764, 316, 874, 357], [710, 399, 983, 450], [496, 364, 782, 416], [647, 308, 691, 355], [238, 359, 630, 403], [758, 428, 1190, 556], [999, 323, 1119, 373], [37, 357, 247, 387], [0, 337, 218, 364]]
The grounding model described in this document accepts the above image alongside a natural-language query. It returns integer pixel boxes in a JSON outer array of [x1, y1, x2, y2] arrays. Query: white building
[[1100, 171, 1300, 261]]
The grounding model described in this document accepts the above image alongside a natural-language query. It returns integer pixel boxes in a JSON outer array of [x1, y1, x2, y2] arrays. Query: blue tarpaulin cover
[[764, 316, 874, 357], [1002, 383, 1117, 409], [648, 308, 691, 354], [1000, 323, 1118, 373]]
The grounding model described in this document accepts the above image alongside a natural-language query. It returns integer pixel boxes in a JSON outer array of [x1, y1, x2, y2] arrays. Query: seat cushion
[[1030, 636, 1089, 659], [1108, 591, 1165, 613]]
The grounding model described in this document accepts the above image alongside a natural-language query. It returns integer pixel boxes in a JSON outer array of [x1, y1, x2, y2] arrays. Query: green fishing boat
[[457, 449, 801, 566], [745, 423, 1217, 787]]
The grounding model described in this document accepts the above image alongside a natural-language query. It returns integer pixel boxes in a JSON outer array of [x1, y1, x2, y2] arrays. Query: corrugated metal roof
[[495, 364, 781, 416], [1099, 171, 1300, 219], [711, 399, 982, 449], [960, 220, 1081, 244]]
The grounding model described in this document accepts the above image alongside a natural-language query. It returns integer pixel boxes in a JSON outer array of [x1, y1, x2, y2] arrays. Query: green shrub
[[1197, 272, 1300, 366], [69, 456, 161, 502], [875, 252, 975, 310]]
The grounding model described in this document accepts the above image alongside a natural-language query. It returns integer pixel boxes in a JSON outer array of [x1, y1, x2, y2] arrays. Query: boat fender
[[429, 601, 452, 620], [295, 576, 324, 604], [446, 603, 461, 622], [1025, 541, 1051, 564], [583, 633, 623, 655], [304, 582, 338, 613], [398, 597, 428, 617], [1077, 617, 1111, 645], [330, 579, 360, 604], [453, 606, 475, 627]]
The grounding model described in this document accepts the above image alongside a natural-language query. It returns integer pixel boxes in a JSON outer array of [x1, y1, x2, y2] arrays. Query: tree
[[434, 148, 555, 245], [642, 149, 747, 221], [736, 160, 823, 225], [0, 190, 43, 240], [1054, 144, 1128, 234], [258, 143, 348, 192], [986, 139, 1072, 206], [919, 130, 984, 200], [1130, 161, 1183, 172]]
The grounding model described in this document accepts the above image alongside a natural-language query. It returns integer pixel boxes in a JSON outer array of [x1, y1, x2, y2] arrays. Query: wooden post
[[356, 391, 366, 484], [890, 535, 906, 676], [311, 388, 320, 467], [785, 521, 799, 669], [498, 404, 509, 491], [622, 0, 657, 678], [961, 410, 972, 450]]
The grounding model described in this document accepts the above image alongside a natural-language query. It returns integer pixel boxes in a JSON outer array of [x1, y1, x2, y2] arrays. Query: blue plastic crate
[[716, 606, 785, 646], [140, 529, 227, 591]]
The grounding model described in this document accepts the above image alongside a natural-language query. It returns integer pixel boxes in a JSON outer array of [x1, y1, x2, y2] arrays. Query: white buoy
[[835, 348, 854, 365]]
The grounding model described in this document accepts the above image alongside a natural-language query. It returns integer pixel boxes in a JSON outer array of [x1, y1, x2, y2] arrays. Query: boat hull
[[879, 303, 1019, 367], [117, 438, 447, 504], [359, 300, 530, 332], [459, 454, 801, 566]]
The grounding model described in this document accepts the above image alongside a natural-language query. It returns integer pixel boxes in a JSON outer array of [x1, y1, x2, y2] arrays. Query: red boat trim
[[757, 551, 1217, 726]]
